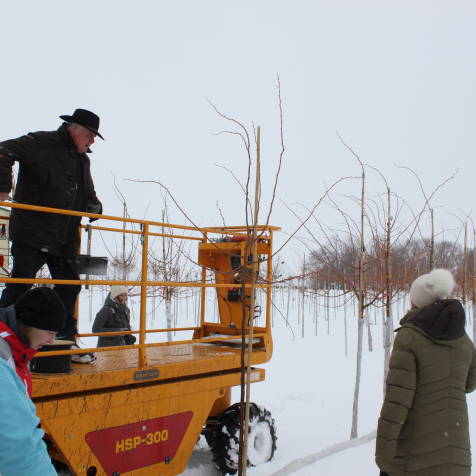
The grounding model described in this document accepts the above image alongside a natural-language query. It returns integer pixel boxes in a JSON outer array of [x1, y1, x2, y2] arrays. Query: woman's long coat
[[376, 299, 476, 476], [92, 294, 131, 347]]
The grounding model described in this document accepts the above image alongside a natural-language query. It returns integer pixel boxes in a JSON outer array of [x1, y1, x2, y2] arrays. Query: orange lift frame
[[0, 201, 279, 476]]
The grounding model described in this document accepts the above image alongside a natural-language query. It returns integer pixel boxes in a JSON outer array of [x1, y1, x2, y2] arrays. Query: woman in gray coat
[[92, 286, 136, 347]]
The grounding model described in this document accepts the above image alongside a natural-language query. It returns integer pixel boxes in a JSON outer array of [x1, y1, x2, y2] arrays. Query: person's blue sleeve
[[0, 360, 57, 476]]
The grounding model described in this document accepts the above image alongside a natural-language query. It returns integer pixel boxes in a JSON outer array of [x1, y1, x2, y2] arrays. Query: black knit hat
[[15, 287, 66, 332]]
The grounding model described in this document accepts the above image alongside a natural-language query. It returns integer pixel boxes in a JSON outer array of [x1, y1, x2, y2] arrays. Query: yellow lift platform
[[0, 202, 279, 476]]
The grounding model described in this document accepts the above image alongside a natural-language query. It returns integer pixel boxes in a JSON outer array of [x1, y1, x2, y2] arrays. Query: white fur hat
[[110, 285, 128, 300], [409, 269, 455, 308]]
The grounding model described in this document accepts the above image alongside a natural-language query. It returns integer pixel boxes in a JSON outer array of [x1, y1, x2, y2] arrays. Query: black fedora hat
[[59, 108, 104, 140]]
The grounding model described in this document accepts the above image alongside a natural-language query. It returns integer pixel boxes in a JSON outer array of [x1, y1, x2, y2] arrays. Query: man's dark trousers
[[0, 242, 80, 339]]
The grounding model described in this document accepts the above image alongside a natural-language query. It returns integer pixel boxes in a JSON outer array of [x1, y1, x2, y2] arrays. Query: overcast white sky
[[2, 1, 476, 265]]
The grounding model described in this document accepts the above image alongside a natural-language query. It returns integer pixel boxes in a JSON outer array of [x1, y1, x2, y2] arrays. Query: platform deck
[[32, 340, 269, 400]]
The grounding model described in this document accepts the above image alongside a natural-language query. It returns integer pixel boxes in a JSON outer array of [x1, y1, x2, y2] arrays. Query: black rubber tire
[[208, 403, 277, 475], [203, 420, 218, 449]]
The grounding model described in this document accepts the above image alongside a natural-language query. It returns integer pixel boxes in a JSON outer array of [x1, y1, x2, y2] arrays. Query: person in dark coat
[[376, 269, 476, 476], [0, 109, 103, 339], [0, 287, 65, 476], [93, 285, 136, 347]]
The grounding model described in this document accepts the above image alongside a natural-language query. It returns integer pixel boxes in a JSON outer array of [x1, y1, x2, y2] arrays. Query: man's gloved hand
[[124, 334, 136, 345], [87, 202, 101, 214], [86, 201, 102, 222]]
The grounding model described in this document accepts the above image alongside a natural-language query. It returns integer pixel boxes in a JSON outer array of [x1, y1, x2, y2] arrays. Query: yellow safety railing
[[0, 201, 278, 367]]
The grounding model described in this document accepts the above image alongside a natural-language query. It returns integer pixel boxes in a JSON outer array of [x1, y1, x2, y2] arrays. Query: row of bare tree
[[308, 237, 476, 301]]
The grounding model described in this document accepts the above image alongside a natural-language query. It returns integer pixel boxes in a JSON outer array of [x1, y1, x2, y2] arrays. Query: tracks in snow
[[268, 429, 377, 476]]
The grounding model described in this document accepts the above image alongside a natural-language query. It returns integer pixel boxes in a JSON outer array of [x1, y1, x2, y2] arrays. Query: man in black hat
[[0, 109, 103, 341]]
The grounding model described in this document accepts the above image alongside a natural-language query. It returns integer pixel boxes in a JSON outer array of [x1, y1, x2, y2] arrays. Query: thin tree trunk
[[301, 257, 305, 338], [463, 222, 467, 303], [351, 315, 364, 439], [122, 201, 127, 280], [315, 292, 319, 337], [350, 161, 365, 440], [165, 292, 173, 342], [326, 285, 330, 335], [152, 291, 156, 325], [383, 305, 393, 392], [383, 183, 393, 392], [297, 287, 301, 326], [429, 208, 434, 271], [334, 289, 337, 321], [173, 291, 178, 336], [366, 311, 373, 352], [344, 295, 348, 357], [286, 286, 291, 328], [240, 126, 262, 475]]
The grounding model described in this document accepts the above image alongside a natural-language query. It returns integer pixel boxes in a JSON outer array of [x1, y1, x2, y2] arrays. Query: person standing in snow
[[376, 269, 476, 476], [92, 285, 136, 347], [0, 286, 65, 476], [0, 109, 103, 341]]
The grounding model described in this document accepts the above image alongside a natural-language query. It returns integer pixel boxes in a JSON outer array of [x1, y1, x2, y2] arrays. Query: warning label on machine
[[85, 411, 193, 474]]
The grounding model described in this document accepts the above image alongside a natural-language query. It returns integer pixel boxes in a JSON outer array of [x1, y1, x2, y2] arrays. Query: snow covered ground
[[76, 289, 476, 475], [182, 291, 383, 475]]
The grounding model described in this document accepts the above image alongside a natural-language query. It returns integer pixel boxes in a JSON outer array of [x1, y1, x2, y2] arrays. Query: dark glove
[[87, 201, 102, 222], [124, 334, 136, 345]]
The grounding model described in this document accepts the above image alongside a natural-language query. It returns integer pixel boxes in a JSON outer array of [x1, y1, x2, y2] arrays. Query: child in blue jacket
[[0, 287, 65, 476]]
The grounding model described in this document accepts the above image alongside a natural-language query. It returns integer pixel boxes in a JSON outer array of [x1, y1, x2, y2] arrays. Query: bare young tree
[[109, 179, 138, 281], [148, 197, 195, 342]]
